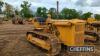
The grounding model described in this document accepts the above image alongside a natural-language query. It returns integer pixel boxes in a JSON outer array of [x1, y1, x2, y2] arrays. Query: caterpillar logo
[[68, 46, 94, 52]]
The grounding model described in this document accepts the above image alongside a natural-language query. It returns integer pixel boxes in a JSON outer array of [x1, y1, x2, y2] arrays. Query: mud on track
[[0, 21, 100, 56]]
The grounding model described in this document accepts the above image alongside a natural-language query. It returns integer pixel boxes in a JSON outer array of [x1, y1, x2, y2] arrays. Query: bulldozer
[[12, 15, 23, 24], [28, 17, 46, 24], [85, 18, 100, 43], [26, 18, 33, 24], [26, 15, 85, 55]]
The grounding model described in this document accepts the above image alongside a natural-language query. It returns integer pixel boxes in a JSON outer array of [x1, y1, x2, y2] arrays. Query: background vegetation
[[0, 1, 100, 20]]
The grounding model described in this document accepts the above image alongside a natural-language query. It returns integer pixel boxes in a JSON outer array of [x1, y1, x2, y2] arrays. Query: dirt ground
[[0, 21, 100, 56]]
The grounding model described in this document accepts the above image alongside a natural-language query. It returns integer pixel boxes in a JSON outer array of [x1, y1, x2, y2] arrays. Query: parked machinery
[[85, 18, 100, 43], [26, 15, 85, 55], [25, 18, 33, 24], [12, 15, 23, 24]]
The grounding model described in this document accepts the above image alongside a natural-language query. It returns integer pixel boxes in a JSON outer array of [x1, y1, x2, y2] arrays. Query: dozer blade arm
[[85, 31, 99, 42]]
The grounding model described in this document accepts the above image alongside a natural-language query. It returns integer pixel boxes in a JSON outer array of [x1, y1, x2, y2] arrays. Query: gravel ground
[[0, 21, 100, 56]]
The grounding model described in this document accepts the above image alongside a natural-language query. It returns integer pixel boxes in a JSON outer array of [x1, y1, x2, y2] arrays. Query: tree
[[94, 14, 100, 20], [15, 8, 19, 15], [80, 12, 93, 20], [0, 1, 4, 13], [42, 7, 47, 18], [20, 1, 33, 18], [4, 3, 14, 19], [36, 7, 42, 17], [36, 7, 47, 18], [48, 8, 57, 19], [60, 8, 80, 19]]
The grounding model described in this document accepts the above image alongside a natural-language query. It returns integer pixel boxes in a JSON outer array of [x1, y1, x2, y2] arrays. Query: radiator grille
[[75, 33, 84, 45], [75, 25, 84, 32], [75, 24, 85, 45]]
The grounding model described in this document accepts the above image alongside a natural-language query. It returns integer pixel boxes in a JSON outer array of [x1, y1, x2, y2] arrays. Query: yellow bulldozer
[[26, 15, 86, 55], [85, 18, 100, 43], [25, 18, 34, 24]]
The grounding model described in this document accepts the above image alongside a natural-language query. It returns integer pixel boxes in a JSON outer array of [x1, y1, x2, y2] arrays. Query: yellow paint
[[87, 18, 96, 23], [27, 18, 86, 51], [27, 34, 50, 50], [33, 20, 41, 28], [53, 19, 85, 46]]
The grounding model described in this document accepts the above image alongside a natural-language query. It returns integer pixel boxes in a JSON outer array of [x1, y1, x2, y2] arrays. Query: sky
[[3, 0, 100, 14]]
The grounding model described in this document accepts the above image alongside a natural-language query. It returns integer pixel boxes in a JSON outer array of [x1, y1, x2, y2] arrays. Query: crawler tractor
[[27, 18, 33, 24], [26, 15, 85, 55], [12, 15, 23, 24], [85, 18, 100, 43]]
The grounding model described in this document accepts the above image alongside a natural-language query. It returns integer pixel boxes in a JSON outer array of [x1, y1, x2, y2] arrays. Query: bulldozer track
[[0, 21, 100, 56], [27, 31, 61, 56]]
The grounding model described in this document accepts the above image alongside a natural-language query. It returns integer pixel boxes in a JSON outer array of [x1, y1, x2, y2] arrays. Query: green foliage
[[36, 7, 47, 18], [0, 1, 3, 7], [48, 8, 80, 19], [48, 8, 57, 19], [41, 7, 47, 18], [0, 1, 4, 13], [4, 3, 14, 19], [60, 8, 80, 19], [20, 1, 33, 18], [80, 12, 93, 20], [15, 9, 19, 15], [94, 14, 100, 20], [36, 7, 42, 16]]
